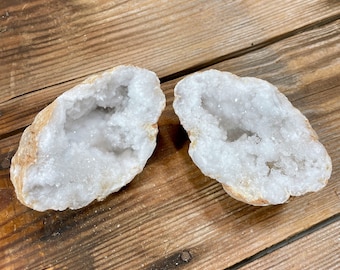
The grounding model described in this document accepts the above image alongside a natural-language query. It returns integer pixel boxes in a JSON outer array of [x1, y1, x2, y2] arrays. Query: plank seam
[[160, 14, 340, 83], [225, 213, 340, 270], [2, 14, 339, 107]]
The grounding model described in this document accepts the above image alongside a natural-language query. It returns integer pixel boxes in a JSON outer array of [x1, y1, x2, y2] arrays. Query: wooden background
[[0, 0, 339, 269]]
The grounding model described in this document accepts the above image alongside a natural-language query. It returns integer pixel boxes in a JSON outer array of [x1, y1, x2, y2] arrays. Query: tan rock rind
[[10, 101, 57, 208]]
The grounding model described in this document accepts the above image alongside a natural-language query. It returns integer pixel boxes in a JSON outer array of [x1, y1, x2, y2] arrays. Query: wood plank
[[238, 218, 340, 270], [1, 11, 339, 270], [2, 17, 340, 137], [1, 0, 339, 103]]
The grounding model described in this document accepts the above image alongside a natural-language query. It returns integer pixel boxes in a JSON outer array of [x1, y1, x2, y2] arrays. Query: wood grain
[[0, 1, 339, 270], [1, 0, 339, 103], [238, 218, 340, 270]]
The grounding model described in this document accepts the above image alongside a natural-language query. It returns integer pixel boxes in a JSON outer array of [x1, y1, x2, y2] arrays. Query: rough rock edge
[[11, 101, 57, 209]]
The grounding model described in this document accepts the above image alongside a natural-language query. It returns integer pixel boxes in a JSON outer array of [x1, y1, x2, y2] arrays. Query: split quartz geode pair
[[10, 66, 332, 211]]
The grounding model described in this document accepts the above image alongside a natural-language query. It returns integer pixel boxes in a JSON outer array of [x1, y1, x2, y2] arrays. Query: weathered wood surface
[[238, 219, 340, 270], [0, 0, 339, 269]]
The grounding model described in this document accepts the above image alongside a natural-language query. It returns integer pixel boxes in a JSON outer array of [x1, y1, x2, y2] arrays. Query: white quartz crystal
[[173, 69, 332, 205], [10, 66, 165, 211]]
